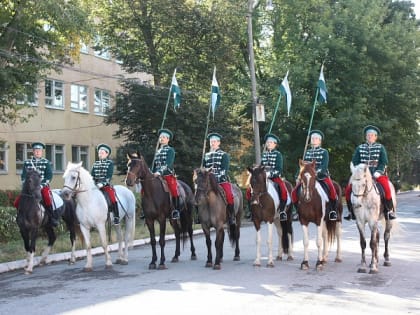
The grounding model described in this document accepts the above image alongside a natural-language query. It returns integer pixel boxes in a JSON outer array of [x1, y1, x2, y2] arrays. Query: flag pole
[[151, 68, 177, 168], [302, 88, 319, 159], [268, 94, 282, 135], [200, 100, 212, 168]]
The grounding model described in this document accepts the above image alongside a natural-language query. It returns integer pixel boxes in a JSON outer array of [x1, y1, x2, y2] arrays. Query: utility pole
[[247, 0, 261, 165]]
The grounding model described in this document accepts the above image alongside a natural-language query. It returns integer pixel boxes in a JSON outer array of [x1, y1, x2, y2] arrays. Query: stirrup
[[386, 211, 396, 220], [328, 211, 337, 221], [279, 211, 287, 221], [171, 209, 180, 220], [228, 217, 236, 225], [113, 217, 120, 225]]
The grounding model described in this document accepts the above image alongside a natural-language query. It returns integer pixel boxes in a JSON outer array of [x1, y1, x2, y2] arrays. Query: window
[[0, 142, 8, 173], [72, 145, 89, 169], [94, 89, 111, 115], [71, 84, 88, 112], [16, 143, 33, 172], [80, 42, 89, 54], [45, 144, 65, 172], [94, 35, 111, 60], [45, 79, 64, 108], [16, 83, 38, 106]]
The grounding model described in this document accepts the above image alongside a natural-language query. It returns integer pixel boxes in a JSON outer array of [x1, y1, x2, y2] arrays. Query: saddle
[[318, 180, 330, 197], [217, 185, 228, 205], [157, 176, 171, 193], [373, 180, 386, 204]]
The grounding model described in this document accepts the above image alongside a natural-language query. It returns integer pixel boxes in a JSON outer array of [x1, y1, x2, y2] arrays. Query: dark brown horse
[[247, 165, 294, 267], [296, 159, 343, 270], [16, 170, 78, 274], [125, 152, 196, 269], [193, 168, 242, 270]]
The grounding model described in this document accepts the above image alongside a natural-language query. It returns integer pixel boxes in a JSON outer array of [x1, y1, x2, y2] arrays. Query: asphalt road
[[0, 191, 419, 315]]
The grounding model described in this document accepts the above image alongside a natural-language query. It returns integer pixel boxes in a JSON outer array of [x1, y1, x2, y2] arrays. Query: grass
[[0, 219, 186, 264]]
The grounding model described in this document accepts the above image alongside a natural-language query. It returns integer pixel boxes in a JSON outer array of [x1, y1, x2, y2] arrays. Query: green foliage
[[0, 190, 19, 207], [0, 207, 20, 242]]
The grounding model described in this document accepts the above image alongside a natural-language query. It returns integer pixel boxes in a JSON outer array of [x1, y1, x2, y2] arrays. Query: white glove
[[153, 172, 161, 177], [373, 171, 381, 179], [96, 183, 104, 189]]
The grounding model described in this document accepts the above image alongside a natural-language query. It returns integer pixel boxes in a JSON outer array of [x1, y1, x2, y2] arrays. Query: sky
[[411, 0, 420, 15]]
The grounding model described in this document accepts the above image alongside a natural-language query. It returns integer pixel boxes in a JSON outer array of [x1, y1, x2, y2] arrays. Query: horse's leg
[[266, 222, 275, 267], [274, 218, 283, 261], [115, 223, 124, 264], [369, 224, 379, 274], [383, 220, 392, 267], [158, 220, 167, 269], [356, 222, 368, 273], [315, 224, 324, 271], [321, 223, 330, 264], [334, 221, 343, 263], [253, 226, 262, 267], [188, 214, 197, 260], [40, 226, 56, 266], [25, 228, 38, 274], [146, 219, 158, 269], [233, 223, 240, 261], [80, 225, 93, 271], [69, 224, 77, 264], [171, 219, 181, 263], [96, 222, 112, 269], [213, 227, 224, 270], [121, 215, 133, 265], [204, 227, 213, 268], [300, 225, 310, 270], [287, 220, 294, 261]]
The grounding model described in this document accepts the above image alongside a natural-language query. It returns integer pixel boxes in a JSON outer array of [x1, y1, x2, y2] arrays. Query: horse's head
[[193, 168, 219, 205], [62, 161, 89, 199], [125, 152, 149, 187], [22, 170, 42, 200], [247, 165, 268, 205], [298, 159, 317, 202], [350, 162, 372, 197]]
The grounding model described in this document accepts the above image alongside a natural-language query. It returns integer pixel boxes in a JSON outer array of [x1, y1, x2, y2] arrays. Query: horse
[[61, 161, 136, 271], [193, 168, 242, 270], [246, 165, 294, 267], [16, 170, 78, 274], [349, 162, 397, 274], [296, 159, 343, 270], [125, 152, 197, 270]]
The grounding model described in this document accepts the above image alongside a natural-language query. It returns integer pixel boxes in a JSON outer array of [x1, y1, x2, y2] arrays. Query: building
[[0, 45, 152, 190]]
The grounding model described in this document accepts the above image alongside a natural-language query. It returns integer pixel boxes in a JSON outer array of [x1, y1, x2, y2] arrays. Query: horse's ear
[[299, 159, 303, 167], [350, 162, 355, 173], [247, 166, 253, 173], [76, 161, 83, 168]]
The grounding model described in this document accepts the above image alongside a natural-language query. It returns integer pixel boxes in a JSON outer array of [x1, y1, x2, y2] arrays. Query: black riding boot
[[384, 199, 396, 220], [278, 199, 287, 221], [227, 203, 236, 225], [344, 199, 356, 221], [46, 205, 59, 227], [328, 199, 338, 221], [171, 197, 180, 220], [112, 202, 120, 225]]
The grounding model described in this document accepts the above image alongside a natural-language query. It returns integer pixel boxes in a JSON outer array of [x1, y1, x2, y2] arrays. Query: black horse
[[16, 169, 78, 274], [125, 152, 197, 269]]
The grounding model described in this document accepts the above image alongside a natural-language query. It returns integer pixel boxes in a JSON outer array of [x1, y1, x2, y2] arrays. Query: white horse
[[349, 162, 396, 274], [61, 161, 136, 271]]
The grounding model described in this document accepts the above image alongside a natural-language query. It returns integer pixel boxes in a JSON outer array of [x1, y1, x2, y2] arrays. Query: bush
[[0, 190, 20, 207], [0, 207, 20, 242]]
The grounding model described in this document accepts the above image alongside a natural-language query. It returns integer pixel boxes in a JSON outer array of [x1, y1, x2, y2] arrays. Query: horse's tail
[[325, 220, 336, 245], [75, 224, 85, 247], [227, 223, 237, 247]]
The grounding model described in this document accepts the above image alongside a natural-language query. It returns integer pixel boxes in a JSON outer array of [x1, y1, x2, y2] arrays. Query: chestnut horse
[[125, 152, 196, 269], [193, 168, 242, 270], [349, 162, 397, 274], [247, 165, 294, 267], [296, 159, 343, 270]]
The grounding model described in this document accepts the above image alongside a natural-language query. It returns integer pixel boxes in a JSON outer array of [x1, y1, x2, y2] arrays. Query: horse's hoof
[[149, 264, 157, 270], [191, 254, 197, 261], [105, 264, 113, 270], [369, 269, 379, 274], [68, 260, 76, 265], [300, 261, 309, 270], [213, 264, 221, 270], [267, 262, 275, 268], [120, 260, 128, 265], [233, 256, 240, 261], [357, 268, 367, 273], [287, 256, 294, 261], [171, 257, 179, 263], [24, 269, 32, 275], [383, 261, 391, 267], [316, 264, 324, 271], [253, 262, 261, 267], [276, 256, 282, 261], [158, 264, 167, 270], [83, 267, 93, 272], [205, 262, 213, 268], [335, 258, 343, 263], [115, 258, 122, 264]]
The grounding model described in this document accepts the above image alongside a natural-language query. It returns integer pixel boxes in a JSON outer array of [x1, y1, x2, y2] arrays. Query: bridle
[[63, 170, 86, 195], [250, 170, 269, 207], [351, 176, 374, 197]]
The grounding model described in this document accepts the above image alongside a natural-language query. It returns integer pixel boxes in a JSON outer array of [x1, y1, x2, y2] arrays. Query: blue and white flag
[[211, 67, 221, 119], [279, 71, 292, 116], [317, 65, 327, 104], [170, 69, 181, 110]]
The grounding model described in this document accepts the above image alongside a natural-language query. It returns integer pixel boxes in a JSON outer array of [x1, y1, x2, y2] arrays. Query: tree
[[0, 0, 94, 123]]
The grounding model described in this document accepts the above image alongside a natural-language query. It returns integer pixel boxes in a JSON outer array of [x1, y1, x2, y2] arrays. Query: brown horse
[[296, 159, 343, 270], [247, 165, 294, 267], [125, 152, 196, 269], [193, 168, 242, 270]]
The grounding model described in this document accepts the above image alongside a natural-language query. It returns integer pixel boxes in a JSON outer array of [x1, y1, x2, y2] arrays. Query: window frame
[[45, 144, 65, 173], [45, 79, 64, 109], [72, 145, 89, 169], [71, 84, 89, 113], [0, 142, 8, 174], [94, 89, 111, 116]]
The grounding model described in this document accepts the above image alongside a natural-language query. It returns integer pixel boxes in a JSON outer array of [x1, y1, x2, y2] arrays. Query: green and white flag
[[279, 71, 292, 116], [317, 65, 327, 104], [171, 69, 181, 110], [211, 67, 221, 119]]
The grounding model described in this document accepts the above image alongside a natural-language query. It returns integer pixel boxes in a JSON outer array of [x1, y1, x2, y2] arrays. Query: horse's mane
[[63, 162, 96, 188], [207, 170, 222, 195], [351, 163, 372, 182]]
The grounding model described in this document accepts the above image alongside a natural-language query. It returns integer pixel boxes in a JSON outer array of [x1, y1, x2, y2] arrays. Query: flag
[[170, 69, 181, 110], [279, 71, 292, 116], [317, 65, 327, 104], [211, 67, 221, 119]]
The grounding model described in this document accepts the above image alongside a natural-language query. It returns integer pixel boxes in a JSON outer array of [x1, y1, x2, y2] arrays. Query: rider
[[20, 142, 59, 227], [202, 132, 235, 225], [91, 143, 120, 225], [151, 128, 180, 220], [344, 125, 396, 221], [291, 130, 338, 221], [261, 133, 289, 221]]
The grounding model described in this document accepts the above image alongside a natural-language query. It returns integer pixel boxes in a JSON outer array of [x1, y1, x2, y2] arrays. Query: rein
[[352, 178, 375, 197], [63, 171, 88, 195]]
